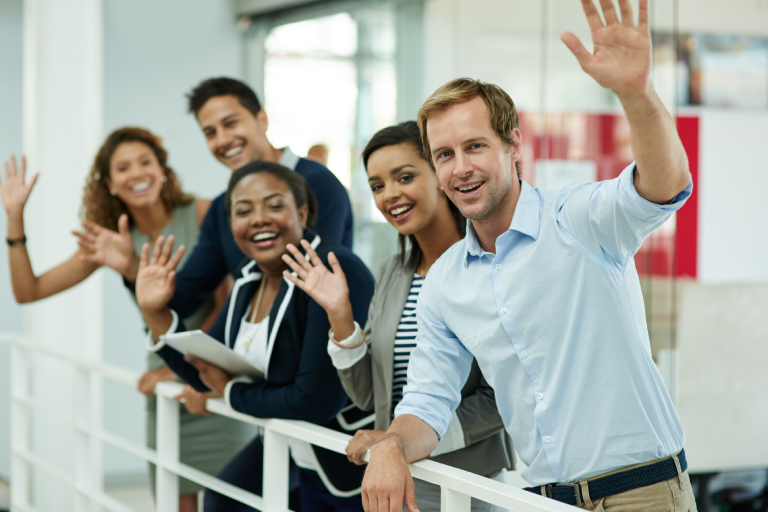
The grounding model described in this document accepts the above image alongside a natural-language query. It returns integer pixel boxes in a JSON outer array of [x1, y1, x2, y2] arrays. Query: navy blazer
[[152, 231, 374, 495], [165, 156, 354, 319]]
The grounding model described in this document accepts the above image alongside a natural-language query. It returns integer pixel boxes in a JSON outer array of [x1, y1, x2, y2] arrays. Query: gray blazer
[[338, 254, 515, 476]]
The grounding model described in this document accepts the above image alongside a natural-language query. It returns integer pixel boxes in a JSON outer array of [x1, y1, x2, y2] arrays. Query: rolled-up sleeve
[[394, 275, 474, 440], [557, 162, 692, 268]]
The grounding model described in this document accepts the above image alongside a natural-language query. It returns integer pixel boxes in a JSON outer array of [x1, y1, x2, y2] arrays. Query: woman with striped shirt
[[282, 122, 514, 512]]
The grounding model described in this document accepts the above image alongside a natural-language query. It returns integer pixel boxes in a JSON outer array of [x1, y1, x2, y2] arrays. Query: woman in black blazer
[[136, 161, 375, 512]]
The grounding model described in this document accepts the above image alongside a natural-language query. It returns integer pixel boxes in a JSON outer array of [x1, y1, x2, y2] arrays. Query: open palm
[[135, 235, 185, 313], [74, 214, 137, 276], [1, 155, 38, 216], [561, 0, 652, 97], [281, 239, 350, 315]]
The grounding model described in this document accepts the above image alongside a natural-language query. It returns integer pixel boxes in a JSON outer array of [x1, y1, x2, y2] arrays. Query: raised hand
[[561, 0, 651, 98], [73, 214, 139, 278], [135, 235, 185, 313], [1, 155, 38, 217], [282, 239, 351, 316]]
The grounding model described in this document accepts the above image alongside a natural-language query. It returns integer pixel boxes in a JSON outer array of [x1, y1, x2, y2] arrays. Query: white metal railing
[[1, 332, 571, 512]]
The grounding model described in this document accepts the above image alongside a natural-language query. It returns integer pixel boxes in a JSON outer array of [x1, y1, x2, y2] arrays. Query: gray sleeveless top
[[131, 200, 215, 370]]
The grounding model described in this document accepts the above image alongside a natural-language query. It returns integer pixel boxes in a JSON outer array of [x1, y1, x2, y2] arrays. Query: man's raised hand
[[561, 0, 651, 99], [135, 235, 185, 313]]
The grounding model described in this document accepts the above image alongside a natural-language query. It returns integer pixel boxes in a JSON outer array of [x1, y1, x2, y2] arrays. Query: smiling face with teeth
[[105, 141, 166, 209], [230, 172, 308, 275], [367, 143, 448, 236], [197, 95, 276, 171], [427, 95, 523, 232]]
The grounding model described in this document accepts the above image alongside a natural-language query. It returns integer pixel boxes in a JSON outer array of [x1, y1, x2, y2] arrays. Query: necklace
[[243, 277, 267, 351]]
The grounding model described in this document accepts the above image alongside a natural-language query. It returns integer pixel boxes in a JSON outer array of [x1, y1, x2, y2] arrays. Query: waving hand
[[282, 240, 351, 315], [135, 235, 185, 313], [282, 239, 358, 342], [73, 214, 140, 280], [561, 0, 651, 98], [1, 155, 38, 217]]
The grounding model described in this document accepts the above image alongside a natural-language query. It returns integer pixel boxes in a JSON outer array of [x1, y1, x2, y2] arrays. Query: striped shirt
[[391, 273, 424, 415]]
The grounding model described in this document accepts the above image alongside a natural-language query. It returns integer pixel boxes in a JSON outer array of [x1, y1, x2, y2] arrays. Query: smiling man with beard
[[361, 1, 696, 511]]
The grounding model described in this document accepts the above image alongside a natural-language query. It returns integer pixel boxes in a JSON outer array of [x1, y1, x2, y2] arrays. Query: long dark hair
[[225, 160, 318, 229], [362, 121, 465, 270]]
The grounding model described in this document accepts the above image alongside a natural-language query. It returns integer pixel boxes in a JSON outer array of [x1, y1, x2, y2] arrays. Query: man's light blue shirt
[[395, 163, 691, 486]]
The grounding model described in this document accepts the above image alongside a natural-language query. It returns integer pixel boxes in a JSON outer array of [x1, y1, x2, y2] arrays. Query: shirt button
[[521, 351, 528, 358], [545, 436, 552, 443], [500, 307, 507, 314], [495, 264, 501, 269], [537, 393, 544, 400]]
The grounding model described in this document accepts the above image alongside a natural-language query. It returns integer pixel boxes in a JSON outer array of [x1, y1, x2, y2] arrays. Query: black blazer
[[152, 230, 375, 495]]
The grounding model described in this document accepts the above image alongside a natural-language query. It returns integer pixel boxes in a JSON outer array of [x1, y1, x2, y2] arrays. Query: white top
[[233, 306, 316, 471], [234, 315, 270, 371]]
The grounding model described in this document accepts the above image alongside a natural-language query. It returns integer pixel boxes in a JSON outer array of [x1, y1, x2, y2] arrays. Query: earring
[[110, 189, 117, 196], [161, 175, 167, 183]]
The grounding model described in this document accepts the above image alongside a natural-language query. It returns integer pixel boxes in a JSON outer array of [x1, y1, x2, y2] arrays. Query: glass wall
[[244, 1, 403, 273], [242, 0, 732, 357]]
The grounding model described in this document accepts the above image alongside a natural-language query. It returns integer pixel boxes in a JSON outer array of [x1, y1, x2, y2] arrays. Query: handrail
[[2, 333, 572, 512]]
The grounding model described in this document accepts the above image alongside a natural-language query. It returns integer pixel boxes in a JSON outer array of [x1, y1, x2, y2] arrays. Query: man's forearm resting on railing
[[362, 414, 438, 512]]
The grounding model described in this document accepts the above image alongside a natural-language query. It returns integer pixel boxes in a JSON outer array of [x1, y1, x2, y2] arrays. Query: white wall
[[0, 0, 243, 482], [698, 109, 768, 283], [0, 0, 24, 481]]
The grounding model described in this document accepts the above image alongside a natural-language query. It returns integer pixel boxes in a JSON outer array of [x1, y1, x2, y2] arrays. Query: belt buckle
[[546, 483, 582, 507]]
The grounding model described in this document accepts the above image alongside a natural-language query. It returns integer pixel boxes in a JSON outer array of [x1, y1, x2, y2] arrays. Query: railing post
[[10, 345, 34, 510], [156, 382, 180, 512], [262, 426, 291, 512], [441, 487, 471, 512], [74, 368, 104, 511]]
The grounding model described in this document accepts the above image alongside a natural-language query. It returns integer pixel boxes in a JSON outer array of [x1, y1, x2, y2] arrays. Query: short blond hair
[[417, 78, 521, 175]]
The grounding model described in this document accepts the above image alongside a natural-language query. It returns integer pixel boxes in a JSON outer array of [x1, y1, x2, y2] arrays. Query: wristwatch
[[6, 235, 26, 247]]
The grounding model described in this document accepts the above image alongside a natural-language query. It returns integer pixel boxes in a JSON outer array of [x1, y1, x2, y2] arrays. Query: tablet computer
[[161, 330, 265, 380]]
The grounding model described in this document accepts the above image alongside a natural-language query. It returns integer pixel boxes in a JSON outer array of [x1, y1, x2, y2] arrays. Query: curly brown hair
[[80, 127, 193, 231]]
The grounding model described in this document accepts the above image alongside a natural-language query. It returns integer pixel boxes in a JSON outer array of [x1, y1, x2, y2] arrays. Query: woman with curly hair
[[1, 127, 257, 512]]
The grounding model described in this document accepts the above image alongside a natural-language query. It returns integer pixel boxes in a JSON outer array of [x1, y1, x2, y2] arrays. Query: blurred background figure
[[307, 143, 329, 166]]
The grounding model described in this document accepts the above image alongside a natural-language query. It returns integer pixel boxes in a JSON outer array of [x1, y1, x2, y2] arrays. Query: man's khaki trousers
[[535, 451, 698, 511]]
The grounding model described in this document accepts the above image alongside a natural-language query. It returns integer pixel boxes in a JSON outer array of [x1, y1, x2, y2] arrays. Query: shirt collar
[[463, 180, 541, 266], [278, 146, 300, 171]]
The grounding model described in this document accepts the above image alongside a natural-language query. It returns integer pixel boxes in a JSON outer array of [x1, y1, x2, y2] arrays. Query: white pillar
[[22, 0, 104, 510], [156, 383, 180, 512]]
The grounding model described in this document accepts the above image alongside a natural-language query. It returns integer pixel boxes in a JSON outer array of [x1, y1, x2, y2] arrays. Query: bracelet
[[6, 235, 26, 247], [329, 325, 365, 349]]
